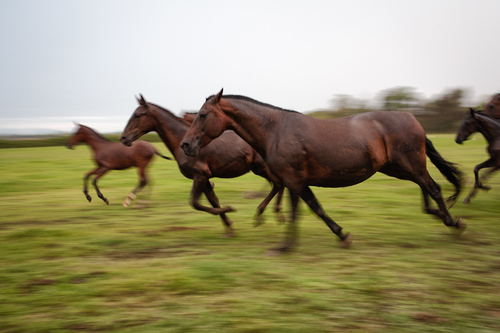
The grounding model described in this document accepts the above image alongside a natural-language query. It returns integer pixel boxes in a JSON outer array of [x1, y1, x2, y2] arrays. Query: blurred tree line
[[0, 87, 493, 148], [308, 87, 489, 133], [0, 133, 162, 149]]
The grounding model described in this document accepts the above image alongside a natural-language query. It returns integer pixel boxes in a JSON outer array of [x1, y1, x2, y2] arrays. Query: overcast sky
[[1, 0, 499, 133]]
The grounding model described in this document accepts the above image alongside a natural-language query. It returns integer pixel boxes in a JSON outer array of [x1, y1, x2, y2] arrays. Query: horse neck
[[221, 98, 282, 159], [476, 114, 500, 145], [149, 105, 189, 157], [80, 128, 110, 151]]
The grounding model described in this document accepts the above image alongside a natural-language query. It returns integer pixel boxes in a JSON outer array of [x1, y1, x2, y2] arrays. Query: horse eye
[[199, 113, 207, 119], [135, 113, 142, 119]]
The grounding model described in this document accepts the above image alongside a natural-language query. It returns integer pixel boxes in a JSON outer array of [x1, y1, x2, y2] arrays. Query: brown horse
[[67, 124, 171, 206], [456, 109, 500, 204], [485, 93, 500, 118], [119, 95, 284, 236], [181, 89, 465, 252]]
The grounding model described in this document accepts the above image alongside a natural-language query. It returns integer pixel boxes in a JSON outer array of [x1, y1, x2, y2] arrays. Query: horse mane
[[80, 124, 111, 142], [219, 94, 300, 114], [475, 111, 500, 128], [145, 102, 191, 125]]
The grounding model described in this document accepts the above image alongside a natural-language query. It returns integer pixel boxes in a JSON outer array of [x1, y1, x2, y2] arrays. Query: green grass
[[1, 135, 500, 332]]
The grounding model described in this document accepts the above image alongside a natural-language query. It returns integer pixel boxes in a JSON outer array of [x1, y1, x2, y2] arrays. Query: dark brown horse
[[119, 95, 284, 236], [181, 89, 465, 252], [485, 93, 500, 118], [456, 109, 500, 204], [67, 124, 171, 206]]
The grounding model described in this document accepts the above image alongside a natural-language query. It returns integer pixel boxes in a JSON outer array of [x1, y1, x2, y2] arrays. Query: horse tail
[[425, 137, 462, 204], [155, 150, 172, 160]]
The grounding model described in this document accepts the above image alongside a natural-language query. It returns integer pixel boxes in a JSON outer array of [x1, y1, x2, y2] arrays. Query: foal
[[67, 124, 171, 206]]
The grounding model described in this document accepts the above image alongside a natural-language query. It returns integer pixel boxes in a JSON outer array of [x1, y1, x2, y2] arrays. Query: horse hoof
[[276, 213, 286, 224], [224, 228, 236, 238], [224, 205, 236, 213], [253, 214, 264, 227], [268, 245, 293, 255], [453, 217, 467, 235], [340, 233, 353, 248], [123, 201, 130, 207]]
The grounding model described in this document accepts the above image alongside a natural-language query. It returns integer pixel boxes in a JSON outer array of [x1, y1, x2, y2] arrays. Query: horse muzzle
[[120, 136, 133, 147], [180, 141, 198, 157]]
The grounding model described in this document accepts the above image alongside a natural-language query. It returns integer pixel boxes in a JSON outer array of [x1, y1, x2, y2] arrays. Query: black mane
[[214, 94, 300, 114], [146, 102, 192, 125]]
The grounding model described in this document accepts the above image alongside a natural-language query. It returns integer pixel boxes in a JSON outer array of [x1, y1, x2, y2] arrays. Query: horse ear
[[469, 108, 476, 117], [215, 88, 223, 103], [136, 94, 147, 106]]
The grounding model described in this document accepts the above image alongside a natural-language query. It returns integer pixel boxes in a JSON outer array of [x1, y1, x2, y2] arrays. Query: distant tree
[[380, 87, 420, 111], [417, 88, 469, 132], [330, 94, 370, 115], [425, 88, 465, 112]]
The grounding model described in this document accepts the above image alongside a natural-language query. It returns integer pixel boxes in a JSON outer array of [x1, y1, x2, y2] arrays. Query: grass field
[[1, 134, 499, 332]]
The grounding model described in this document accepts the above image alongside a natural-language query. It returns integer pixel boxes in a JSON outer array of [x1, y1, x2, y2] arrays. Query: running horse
[[181, 89, 465, 252], [119, 95, 284, 236], [455, 109, 500, 204], [485, 93, 500, 119], [67, 124, 171, 206]]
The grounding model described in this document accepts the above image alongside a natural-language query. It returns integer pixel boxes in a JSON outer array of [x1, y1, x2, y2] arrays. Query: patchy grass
[[0, 135, 499, 332]]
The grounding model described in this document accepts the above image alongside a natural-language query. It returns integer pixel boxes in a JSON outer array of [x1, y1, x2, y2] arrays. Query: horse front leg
[[464, 158, 496, 204], [83, 169, 97, 202], [203, 181, 235, 237], [254, 184, 285, 226], [299, 187, 352, 247], [271, 190, 299, 253], [190, 177, 235, 215], [92, 167, 110, 205]]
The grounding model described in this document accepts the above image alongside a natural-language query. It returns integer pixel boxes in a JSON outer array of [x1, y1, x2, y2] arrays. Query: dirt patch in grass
[[412, 312, 449, 323]]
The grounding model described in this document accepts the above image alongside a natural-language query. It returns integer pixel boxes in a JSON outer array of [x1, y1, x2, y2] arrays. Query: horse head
[[120, 94, 154, 146], [455, 108, 479, 144], [181, 89, 227, 157], [66, 123, 85, 149]]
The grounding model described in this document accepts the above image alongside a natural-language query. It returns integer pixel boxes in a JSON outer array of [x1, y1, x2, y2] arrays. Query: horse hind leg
[[124, 168, 148, 207], [419, 175, 466, 233], [299, 187, 352, 248], [464, 159, 497, 205]]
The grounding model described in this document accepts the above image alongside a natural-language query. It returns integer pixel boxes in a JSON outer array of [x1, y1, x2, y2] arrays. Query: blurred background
[[1, 0, 499, 135]]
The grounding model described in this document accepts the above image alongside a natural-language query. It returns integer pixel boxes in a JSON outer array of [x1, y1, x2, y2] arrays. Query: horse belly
[[309, 167, 376, 188], [304, 145, 381, 188]]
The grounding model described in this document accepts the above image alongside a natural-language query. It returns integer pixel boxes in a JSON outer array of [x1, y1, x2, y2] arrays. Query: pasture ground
[[1, 135, 499, 332]]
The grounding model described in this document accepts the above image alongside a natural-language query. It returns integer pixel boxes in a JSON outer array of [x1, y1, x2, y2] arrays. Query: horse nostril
[[181, 142, 189, 150]]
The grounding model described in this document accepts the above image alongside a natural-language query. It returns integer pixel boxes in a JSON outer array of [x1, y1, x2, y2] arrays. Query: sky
[[1, 0, 499, 134]]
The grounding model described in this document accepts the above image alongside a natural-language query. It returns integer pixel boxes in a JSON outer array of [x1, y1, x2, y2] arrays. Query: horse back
[[270, 111, 426, 187]]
